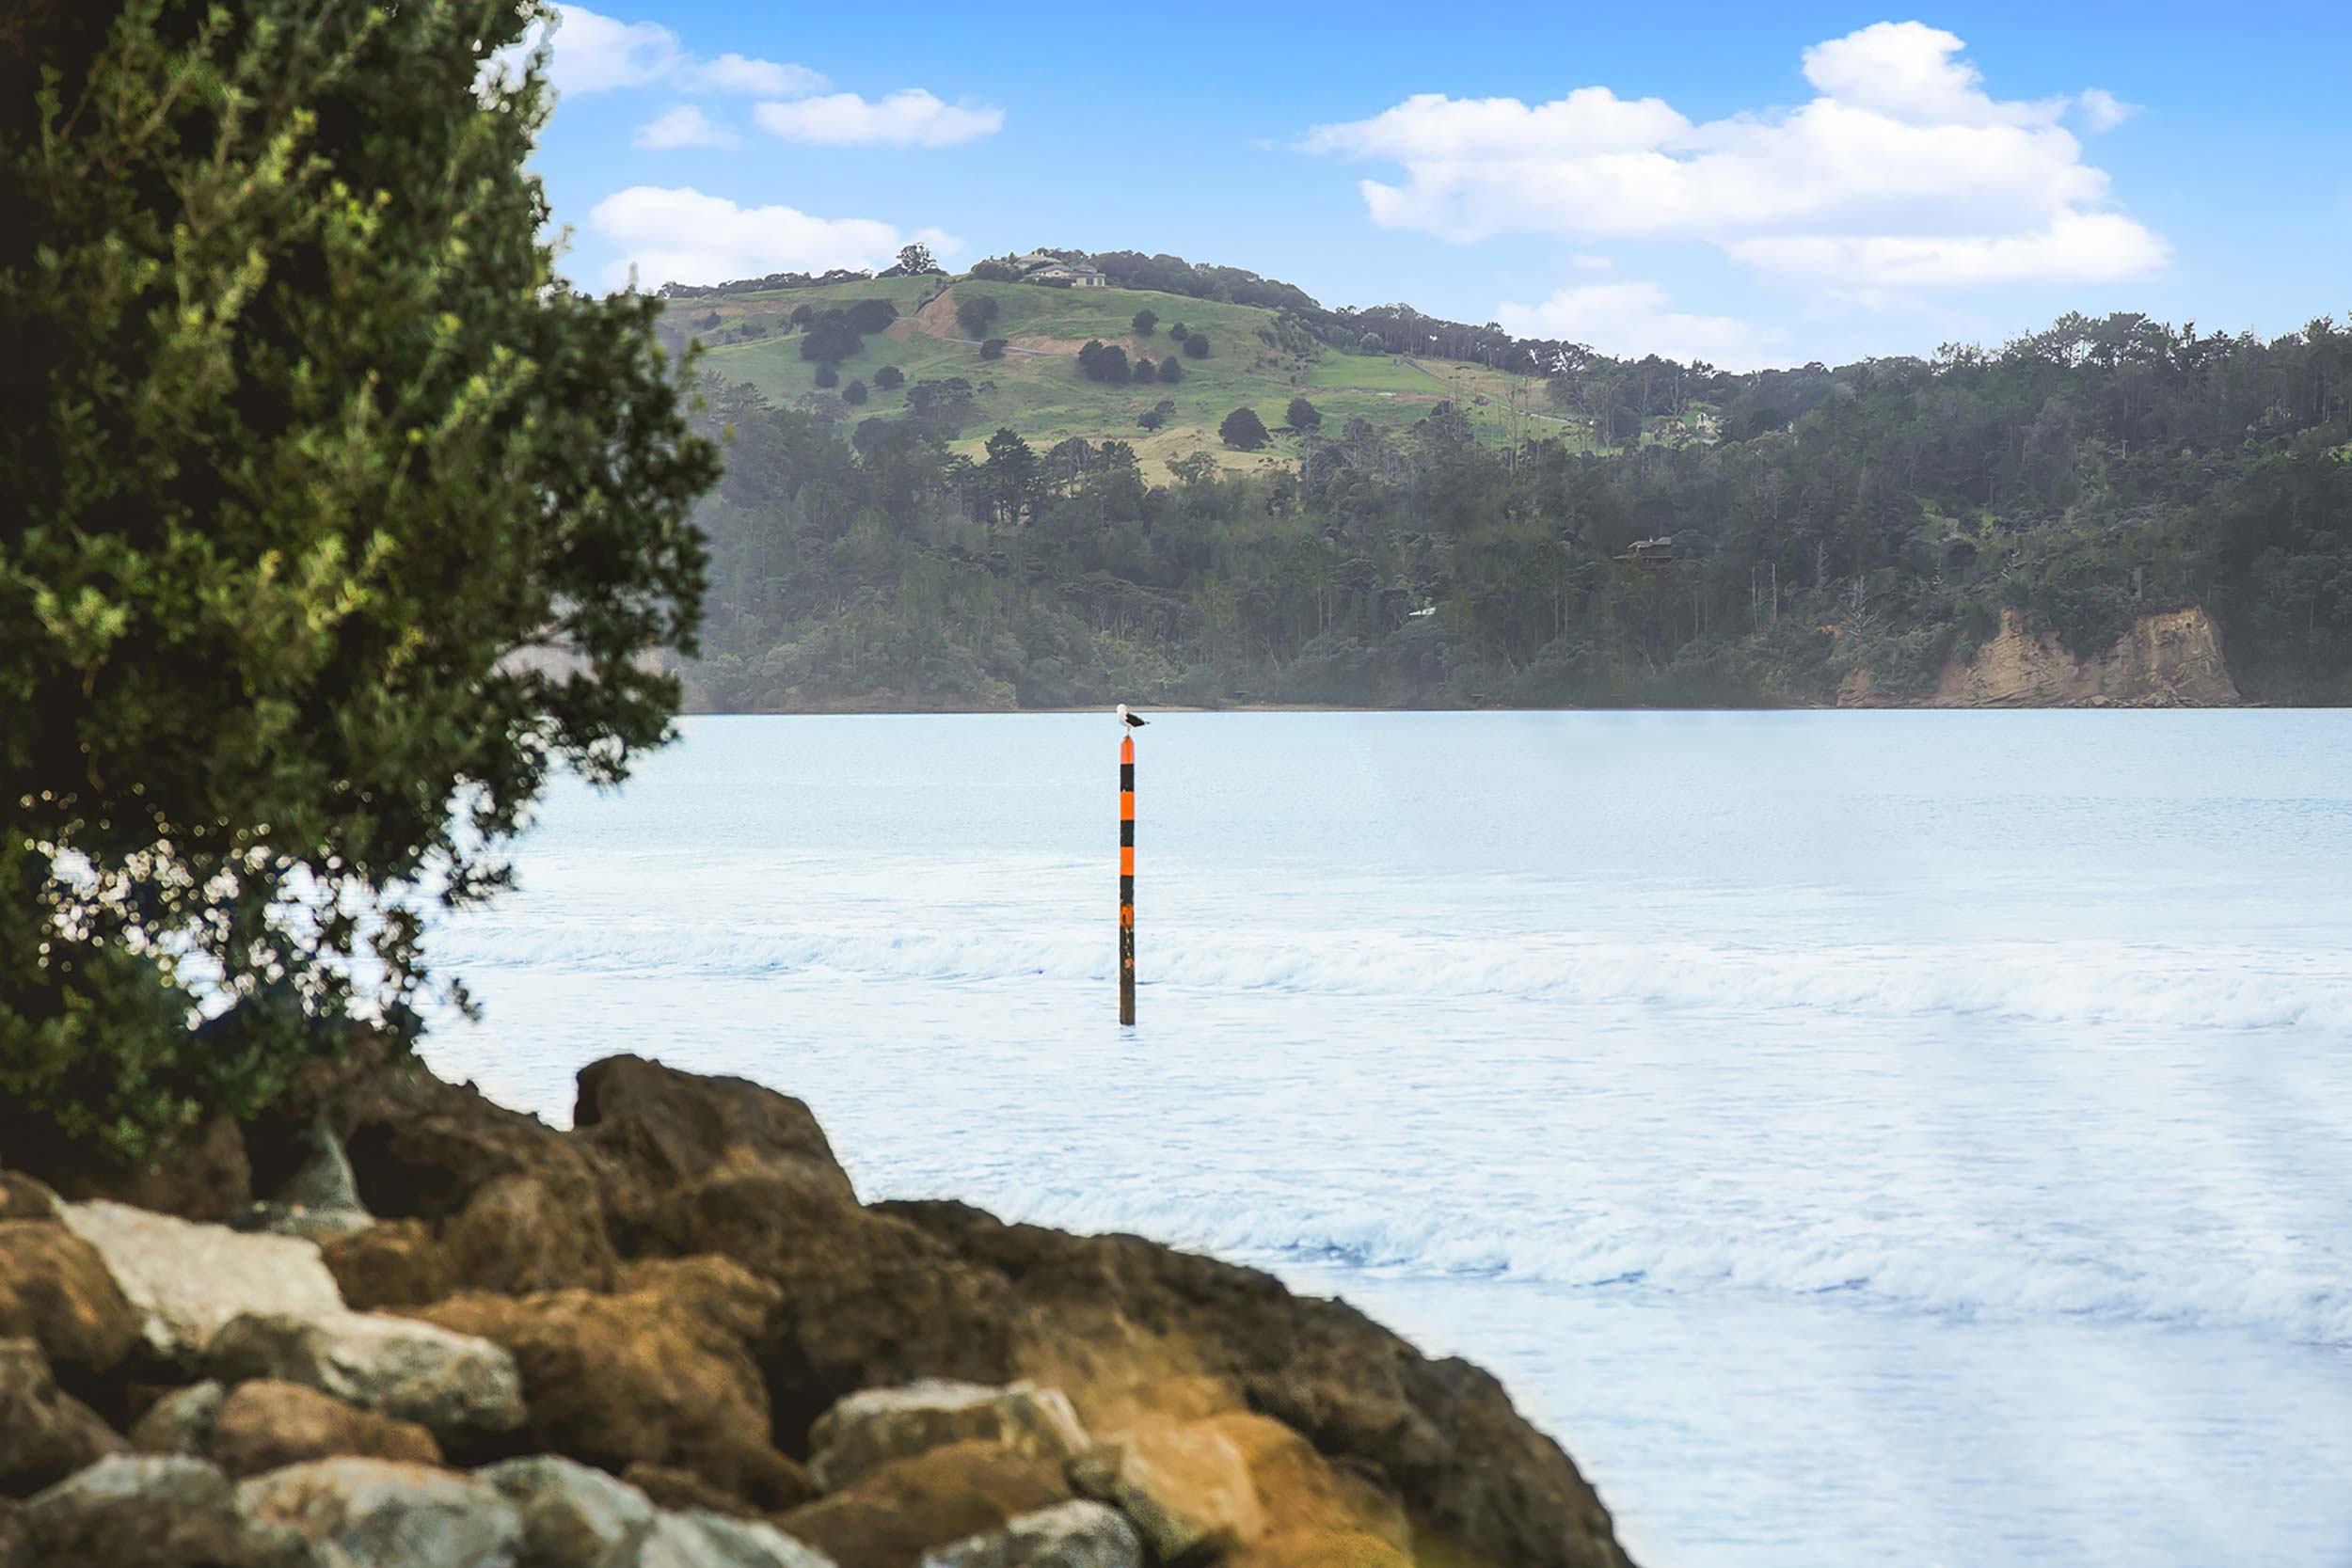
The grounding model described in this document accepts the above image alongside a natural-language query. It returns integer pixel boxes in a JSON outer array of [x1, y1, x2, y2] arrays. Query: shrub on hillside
[[1287, 397, 1323, 433], [1185, 333, 1212, 359], [980, 338, 1009, 360], [874, 364, 905, 390], [815, 363, 840, 388], [956, 294, 1001, 339], [1159, 356, 1184, 383], [1133, 309, 1158, 336], [1221, 407, 1271, 451], [843, 379, 868, 404]]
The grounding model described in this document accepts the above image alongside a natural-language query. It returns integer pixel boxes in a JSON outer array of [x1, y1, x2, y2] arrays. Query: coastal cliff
[[0, 1053, 1632, 1568], [1841, 607, 2240, 708]]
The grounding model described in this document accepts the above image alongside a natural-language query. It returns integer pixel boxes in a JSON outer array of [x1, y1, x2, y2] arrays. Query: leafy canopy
[[0, 0, 719, 1162]]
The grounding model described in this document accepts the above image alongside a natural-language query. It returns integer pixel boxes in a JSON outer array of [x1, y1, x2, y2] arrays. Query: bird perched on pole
[[1116, 704, 1148, 729]]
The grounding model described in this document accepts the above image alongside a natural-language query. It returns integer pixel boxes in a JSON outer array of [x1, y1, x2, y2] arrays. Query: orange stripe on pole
[[1120, 735, 1135, 764], [1120, 847, 1135, 875], [1120, 794, 1135, 820]]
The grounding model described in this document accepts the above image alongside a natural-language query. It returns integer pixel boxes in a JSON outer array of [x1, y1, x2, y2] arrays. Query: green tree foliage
[[1077, 341, 1131, 384], [1168, 324, 1190, 343], [1287, 397, 1324, 433], [843, 379, 868, 405], [814, 362, 840, 388], [956, 293, 1001, 340], [979, 338, 1009, 361], [682, 310, 2352, 718], [1159, 356, 1184, 384], [1133, 357, 1158, 386], [874, 364, 905, 390], [1184, 333, 1212, 359], [1133, 309, 1158, 337], [1220, 408, 1272, 451], [896, 243, 938, 276], [0, 0, 716, 1163]]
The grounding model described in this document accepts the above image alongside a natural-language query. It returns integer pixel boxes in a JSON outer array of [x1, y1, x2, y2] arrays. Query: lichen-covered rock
[[239, 1457, 521, 1567], [0, 1338, 127, 1497], [480, 1455, 656, 1568], [59, 1202, 344, 1363], [20, 1454, 310, 1568], [917, 1500, 1142, 1568], [130, 1381, 230, 1456], [808, 1381, 1089, 1493], [412, 1263, 797, 1506], [639, 1512, 836, 1568], [207, 1311, 525, 1438], [777, 1442, 1069, 1568], [1069, 1421, 1265, 1564], [207, 1379, 442, 1477], [322, 1221, 456, 1312], [0, 1221, 140, 1371], [230, 1124, 373, 1243]]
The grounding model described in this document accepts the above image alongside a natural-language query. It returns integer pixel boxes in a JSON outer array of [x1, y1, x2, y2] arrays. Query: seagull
[[1116, 704, 1148, 729]]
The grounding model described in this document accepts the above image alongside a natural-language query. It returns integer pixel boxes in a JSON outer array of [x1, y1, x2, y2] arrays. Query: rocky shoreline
[[0, 1051, 1632, 1567]]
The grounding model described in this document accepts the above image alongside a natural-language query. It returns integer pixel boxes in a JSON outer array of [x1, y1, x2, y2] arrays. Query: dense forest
[[684, 309, 2352, 709]]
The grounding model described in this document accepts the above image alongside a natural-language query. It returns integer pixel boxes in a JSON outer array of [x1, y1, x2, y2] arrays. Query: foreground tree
[[1287, 396, 1324, 432], [0, 0, 719, 1163]]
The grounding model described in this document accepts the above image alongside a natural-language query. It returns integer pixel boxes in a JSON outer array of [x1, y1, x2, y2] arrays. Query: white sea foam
[[434, 918, 2352, 1035]]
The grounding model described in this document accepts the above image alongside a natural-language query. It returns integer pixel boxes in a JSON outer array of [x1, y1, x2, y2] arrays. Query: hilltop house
[[1012, 252, 1109, 288]]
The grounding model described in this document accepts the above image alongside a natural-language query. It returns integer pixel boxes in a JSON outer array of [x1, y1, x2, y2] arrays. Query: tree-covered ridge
[[687, 310, 2352, 711]]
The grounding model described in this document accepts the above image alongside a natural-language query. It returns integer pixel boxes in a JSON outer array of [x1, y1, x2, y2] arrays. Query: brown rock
[[0, 1222, 139, 1372], [1070, 1418, 1266, 1563], [320, 1220, 453, 1311], [442, 1173, 616, 1295], [620, 1459, 817, 1518], [0, 1338, 127, 1497], [0, 1498, 24, 1568], [644, 1174, 1017, 1445], [411, 1260, 798, 1506], [0, 1175, 59, 1222], [880, 1201, 1634, 1568], [127, 1382, 228, 1456], [573, 1053, 857, 1205], [3, 1117, 253, 1225], [807, 1379, 1089, 1492], [777, 1440, 1069, 1568], [205, 1379, 441, 1478], [20, 1454, 304, 1568]]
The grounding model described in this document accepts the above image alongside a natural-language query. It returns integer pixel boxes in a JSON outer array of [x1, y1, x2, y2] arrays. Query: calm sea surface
[[424, 711, 2352, 1568]]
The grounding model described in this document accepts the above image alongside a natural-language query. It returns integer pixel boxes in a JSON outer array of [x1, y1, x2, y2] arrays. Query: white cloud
[[523, 8, 822, 100], [755, 89, 1004, 148], [1499, 281, 1784, 371], [689, 54, 827, 97], [1569, 253, 1614, 273], [635, 106, 738, 150], [2076, 87, 2139, 132], [1309, 20, 2164, 291], [587, 186, 958, 289]]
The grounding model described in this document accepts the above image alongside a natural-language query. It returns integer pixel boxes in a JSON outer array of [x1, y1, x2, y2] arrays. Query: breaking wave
[[434, 917, 2352, 1035]]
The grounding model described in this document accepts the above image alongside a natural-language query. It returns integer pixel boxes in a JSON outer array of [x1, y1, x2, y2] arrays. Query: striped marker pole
[[1119, 733, 1136, 1025]]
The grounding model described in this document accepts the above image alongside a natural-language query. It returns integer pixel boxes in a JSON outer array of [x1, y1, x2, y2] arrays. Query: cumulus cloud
[[1499, 281, 1783, 371], [754, 89, 1004, 148], [634, 106, 738, 150], [1308, 21, 2164, 291], [587, 186, 958, 289], [518, 7, 822, 101], [2076, 88, 2140, 132]]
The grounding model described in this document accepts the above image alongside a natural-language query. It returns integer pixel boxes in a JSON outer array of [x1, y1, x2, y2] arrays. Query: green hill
[[672, 275, 1591, 480]]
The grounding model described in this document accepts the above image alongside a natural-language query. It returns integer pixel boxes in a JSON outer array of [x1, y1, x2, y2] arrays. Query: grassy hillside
[[676, 276, 1592, 479]]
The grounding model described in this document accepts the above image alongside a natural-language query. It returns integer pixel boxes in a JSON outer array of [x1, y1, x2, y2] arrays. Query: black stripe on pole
[[1120, 876, 1134, 901], [1120, 820, 1134, 847], [1120, 763, 1135, 789]]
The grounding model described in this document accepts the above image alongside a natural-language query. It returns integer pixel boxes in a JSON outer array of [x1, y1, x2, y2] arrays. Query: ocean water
[[423, 711, 2352, 1568]]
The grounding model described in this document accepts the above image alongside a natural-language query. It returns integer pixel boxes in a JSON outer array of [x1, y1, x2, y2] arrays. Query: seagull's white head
[[1116, 704, 1129, 722]]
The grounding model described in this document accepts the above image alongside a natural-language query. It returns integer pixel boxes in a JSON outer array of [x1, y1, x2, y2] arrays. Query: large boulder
[[0, 1338, 127, 1497], [0, 1220, 139, 1372], [0, 1174, 60, 1221], [641, 1175, 1017, 1445], [129, 1381, 230, 1456], [572, 1055, 857, 1209], [639, 1512, 836, 1568], [207, 1310, 525, 1438], [881, 1202, 1632, 1568], [208, 1379, 443, 1478], [58, 1201, 344, 1363], [238, 1457, 521, 1567], [322, 1221, 456, 1312], [411, 1259, 802, 1507], [776, 1442, 1069, 1568], [18, 1454, 310, 1568], [443, 1173, 618, 1296], [917, 1500, 1143, 1568], [1069, 1420, 1265, 1564], [807, 1381, 1088, 1493], [480, 1455, 656, 1568]]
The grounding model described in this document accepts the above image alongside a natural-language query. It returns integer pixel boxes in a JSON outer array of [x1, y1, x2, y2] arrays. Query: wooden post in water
[[1119, 732, 1136, 1025]]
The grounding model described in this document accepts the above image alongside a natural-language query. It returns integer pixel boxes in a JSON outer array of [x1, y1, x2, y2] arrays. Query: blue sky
[[520, 1, 2351, 370]]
